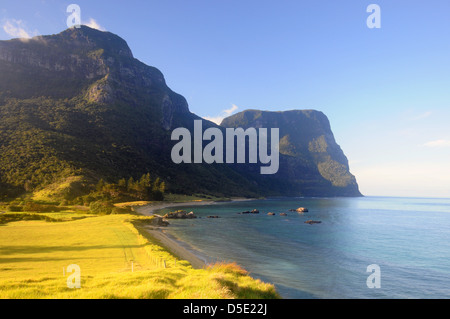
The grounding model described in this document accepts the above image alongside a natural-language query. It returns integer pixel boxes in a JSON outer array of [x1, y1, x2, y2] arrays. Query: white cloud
[[83, 18, 106, 31], [204, 104, 239, 125], [2, 19, 38, 39], [223, 104, 239, 116], [203, 115, 226, 125], [423, 139, 450, 148]]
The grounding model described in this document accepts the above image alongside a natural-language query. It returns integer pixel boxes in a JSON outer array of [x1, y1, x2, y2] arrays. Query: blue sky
[[1, 0, 450, 197]]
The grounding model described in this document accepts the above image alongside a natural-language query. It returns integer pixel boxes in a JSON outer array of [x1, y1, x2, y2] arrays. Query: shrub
[[82, 195, 95, 205], [89, 201, 114, 215], [23, 202, 61, 212], [6, 205, 22, 212], [111, 207, 132, 215]]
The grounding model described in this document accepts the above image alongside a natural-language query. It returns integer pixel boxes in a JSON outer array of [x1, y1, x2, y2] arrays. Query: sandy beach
[[135, 198, 256, 269], [143, 226, 207, 269], [135, 200, 219, 216]]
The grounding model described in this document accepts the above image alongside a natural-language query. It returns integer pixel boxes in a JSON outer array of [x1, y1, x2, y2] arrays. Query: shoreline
[[142, 226, 207, 269], [134, 197, 257, 216], [135, 200, 217, 216], [135, 198, 258, 269]]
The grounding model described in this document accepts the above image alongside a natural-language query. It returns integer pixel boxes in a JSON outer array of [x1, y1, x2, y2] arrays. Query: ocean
[[155, 196, 450, 299]]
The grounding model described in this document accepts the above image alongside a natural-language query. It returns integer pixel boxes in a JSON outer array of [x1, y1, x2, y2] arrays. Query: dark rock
[[186, 211, 197, 219], [150, 216, 169, 227], [304, 220, 321, 225], [163, 210, 196, 219]]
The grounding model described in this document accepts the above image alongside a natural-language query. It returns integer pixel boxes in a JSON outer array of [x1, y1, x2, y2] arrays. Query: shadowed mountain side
[[0, 26, 360, 198], [221, 110, 362, 197]]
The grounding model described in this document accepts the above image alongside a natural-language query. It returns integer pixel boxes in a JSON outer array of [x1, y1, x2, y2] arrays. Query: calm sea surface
[[155, 197, 450, 299]]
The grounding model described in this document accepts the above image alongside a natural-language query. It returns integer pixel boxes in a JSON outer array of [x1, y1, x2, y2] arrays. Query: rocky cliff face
[[0, 26, 361, 198], [0, 26, 189, 126], [0, 26, 256, 197], [221, 110, 362, 196]]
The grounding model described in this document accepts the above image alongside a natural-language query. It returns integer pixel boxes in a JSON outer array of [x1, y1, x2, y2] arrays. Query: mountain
[[0, 26, 361, 199], [221, 110, 361, 196], [0, 26, 257, 198]]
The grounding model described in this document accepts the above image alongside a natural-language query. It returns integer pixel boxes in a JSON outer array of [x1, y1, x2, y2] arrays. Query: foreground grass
[[0, 212, 279, 299]]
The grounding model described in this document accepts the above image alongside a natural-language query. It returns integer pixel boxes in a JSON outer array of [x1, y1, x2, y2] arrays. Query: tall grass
[[0, 212, 280, 299]]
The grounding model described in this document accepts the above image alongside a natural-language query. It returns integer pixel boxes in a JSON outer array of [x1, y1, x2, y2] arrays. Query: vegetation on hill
[[0, 26, 361, 203], [0, 27, 260, 201], [0, 26, 363, 300], [221, 109, 362, 197]]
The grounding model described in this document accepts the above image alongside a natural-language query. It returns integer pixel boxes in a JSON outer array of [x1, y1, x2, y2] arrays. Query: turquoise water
[[156, 197, 450, 299]]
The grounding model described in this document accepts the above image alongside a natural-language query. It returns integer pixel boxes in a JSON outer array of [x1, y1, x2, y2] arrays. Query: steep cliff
[[0, 26, 255, 197], [0, 26, 361, 198], [221, 110, 362, 196]]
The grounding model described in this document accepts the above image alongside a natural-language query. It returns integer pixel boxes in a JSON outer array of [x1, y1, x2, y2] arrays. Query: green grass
[[0, 212, 279, 299], [31, 176, 87, 202]]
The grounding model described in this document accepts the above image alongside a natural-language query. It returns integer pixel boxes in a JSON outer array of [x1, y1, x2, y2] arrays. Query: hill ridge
[[0, 26, 361, 199]]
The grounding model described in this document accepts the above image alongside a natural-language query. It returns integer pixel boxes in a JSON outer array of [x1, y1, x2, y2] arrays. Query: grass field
[[0, 211, 279, 299]]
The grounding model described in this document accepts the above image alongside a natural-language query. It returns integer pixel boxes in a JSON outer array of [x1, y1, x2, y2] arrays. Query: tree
[[139, 173, 151, 188], [127, 177, 134, 192], [96, 179, 105, 192], [159, 181, 166, 194], [118, 178, 127, 190]]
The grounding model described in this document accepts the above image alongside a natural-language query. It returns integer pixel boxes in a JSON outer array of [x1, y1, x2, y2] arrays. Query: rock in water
[[187, 211, 197, 219], [304, 220, 321, 225], [150, 216, 169, 226], [164, 210, 196, 219]]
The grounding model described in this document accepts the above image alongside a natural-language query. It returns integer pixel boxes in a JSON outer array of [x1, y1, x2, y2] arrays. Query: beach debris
[[267, 212, 276, 216], [304, 220, 321, 225], [163, 210, 197, 219]]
